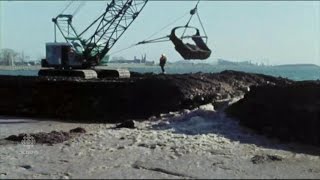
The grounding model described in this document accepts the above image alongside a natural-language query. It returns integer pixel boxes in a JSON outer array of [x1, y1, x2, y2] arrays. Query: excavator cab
[[40, 42, 130, 79], [42, 42, 83, 69]]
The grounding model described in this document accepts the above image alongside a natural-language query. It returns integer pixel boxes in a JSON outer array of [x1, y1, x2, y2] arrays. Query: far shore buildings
[[0, 56, 40, 66], [108, 54, 155, 65]]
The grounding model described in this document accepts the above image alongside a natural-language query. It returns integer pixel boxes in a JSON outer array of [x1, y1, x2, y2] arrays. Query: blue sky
[[0, 1, 319, 65]]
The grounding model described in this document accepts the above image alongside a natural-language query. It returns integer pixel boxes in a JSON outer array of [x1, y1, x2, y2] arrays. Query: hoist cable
[[112, 10, 189, 53], [72, 1, 86, 16], [108, 44, 137, 56], [196, 11, 208, 43], [143, 11, 189, 42], [136, 36, 170, 45], [60, 0, 74, 15], [181, 0, 200, 39]]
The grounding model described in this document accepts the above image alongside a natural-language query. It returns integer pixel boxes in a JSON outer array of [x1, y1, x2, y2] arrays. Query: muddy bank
[[0, 70, 291, 122], [226, 81, 320, 147]]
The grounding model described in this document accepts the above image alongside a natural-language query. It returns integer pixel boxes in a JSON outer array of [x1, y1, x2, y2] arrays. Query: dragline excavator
[[39, 0, 211, 79], [39, 0, 148, 79]]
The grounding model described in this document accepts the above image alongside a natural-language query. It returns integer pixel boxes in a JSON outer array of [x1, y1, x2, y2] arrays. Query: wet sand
[[1, 103, 320, 179]]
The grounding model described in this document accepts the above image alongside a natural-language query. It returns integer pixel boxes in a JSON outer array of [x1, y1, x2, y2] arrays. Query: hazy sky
[[0, 1, 319, 65]]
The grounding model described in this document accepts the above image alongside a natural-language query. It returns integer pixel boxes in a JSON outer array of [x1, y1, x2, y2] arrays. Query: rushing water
[[0, 63, 319, 81]]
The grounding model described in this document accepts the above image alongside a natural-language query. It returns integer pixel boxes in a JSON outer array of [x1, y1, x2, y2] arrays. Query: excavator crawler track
[[38, 68, 130, 79], [95, 69, 130, 79]]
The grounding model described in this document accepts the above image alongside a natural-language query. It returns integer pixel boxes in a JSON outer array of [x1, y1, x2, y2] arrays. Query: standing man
[[159, 54, 167, 74]]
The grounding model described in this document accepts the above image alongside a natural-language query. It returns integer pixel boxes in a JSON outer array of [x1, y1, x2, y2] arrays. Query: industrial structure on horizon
[[108, 54, 155, 65]]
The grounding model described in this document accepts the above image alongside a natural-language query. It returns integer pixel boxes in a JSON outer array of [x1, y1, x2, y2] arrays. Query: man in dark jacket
[[159, 54, 167, 74]]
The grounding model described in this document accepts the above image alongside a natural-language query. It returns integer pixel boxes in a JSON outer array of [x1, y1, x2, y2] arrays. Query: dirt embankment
[[0, 70, 291, 122], [226, 81, 320, 147]]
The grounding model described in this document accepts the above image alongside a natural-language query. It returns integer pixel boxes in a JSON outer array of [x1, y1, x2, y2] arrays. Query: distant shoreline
[[0, 63, 319, 71], [0, 65, 41, 70]]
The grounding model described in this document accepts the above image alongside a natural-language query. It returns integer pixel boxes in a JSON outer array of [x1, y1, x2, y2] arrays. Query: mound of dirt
[[0, 70, 292, 122], [226, 81, 320, 146]]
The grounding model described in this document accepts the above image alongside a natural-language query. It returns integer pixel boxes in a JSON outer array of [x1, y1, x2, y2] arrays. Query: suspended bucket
[[169, 26, 211, 60]]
